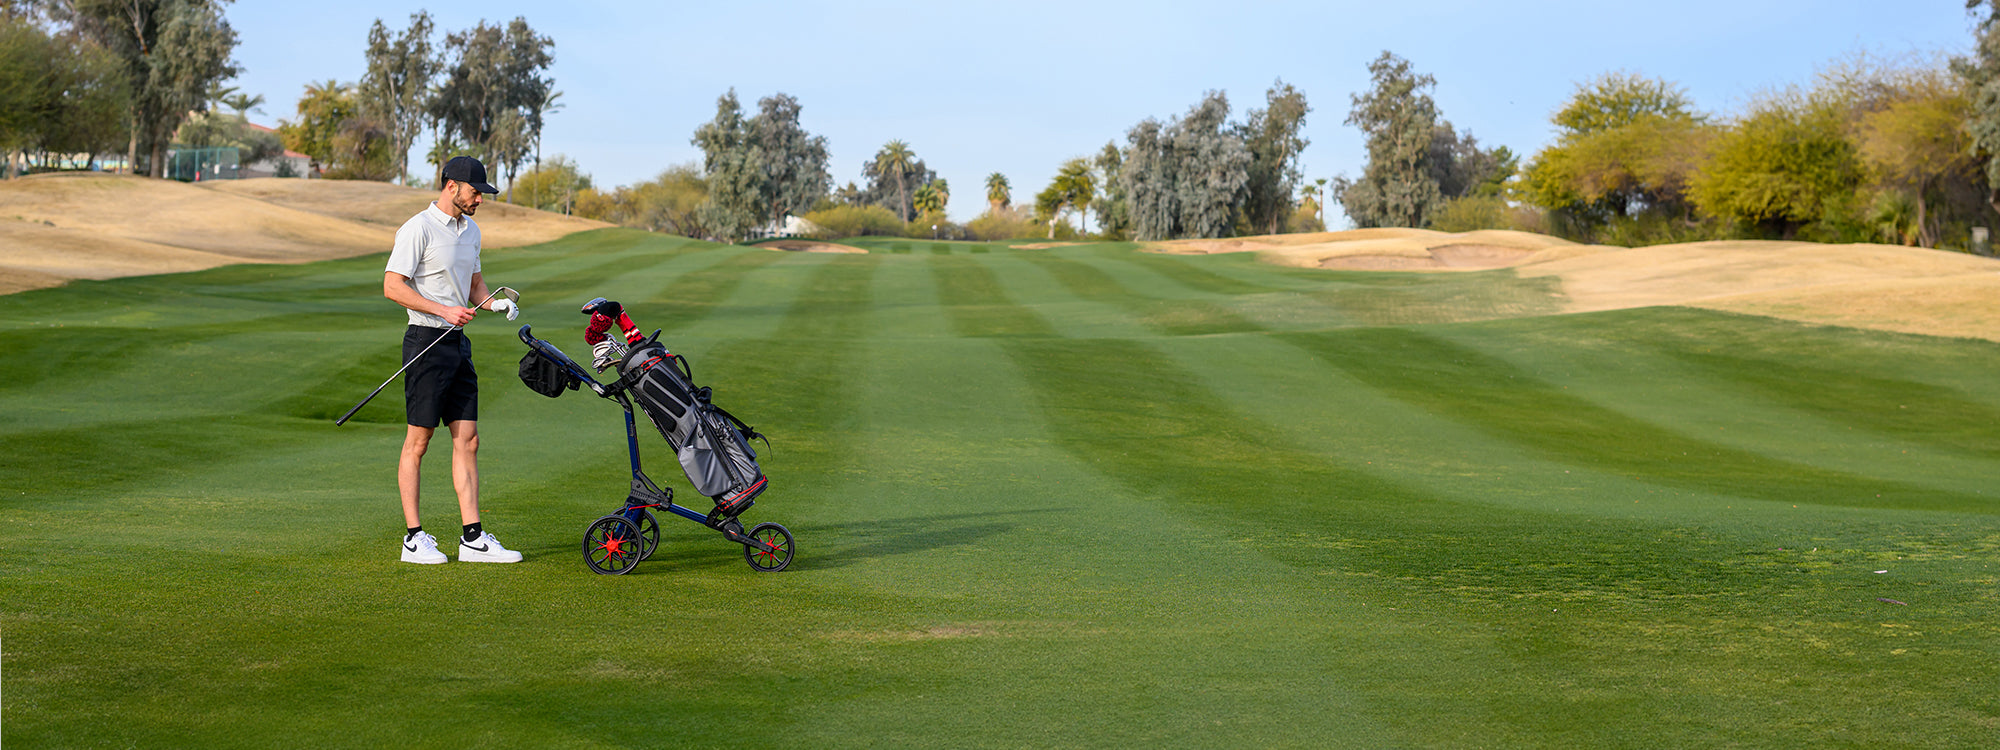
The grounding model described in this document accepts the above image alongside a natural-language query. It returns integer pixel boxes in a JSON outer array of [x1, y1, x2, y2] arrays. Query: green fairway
[[4, 230, 1998, 747]]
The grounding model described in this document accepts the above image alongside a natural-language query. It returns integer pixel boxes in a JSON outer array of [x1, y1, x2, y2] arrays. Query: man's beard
[[455, 195, 480, 216]]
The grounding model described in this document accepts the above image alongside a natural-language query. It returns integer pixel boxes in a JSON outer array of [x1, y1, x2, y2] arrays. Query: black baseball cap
[[441, 156, 499, 194]]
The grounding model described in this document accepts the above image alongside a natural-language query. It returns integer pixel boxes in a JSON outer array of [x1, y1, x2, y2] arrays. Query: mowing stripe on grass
[[1308, 270, 1566, 326], [929, 254, 1056, 338], [1090, 243, 1281, 296], [509, 234, 727, 310], [1021, 251, 1266, 337], [1283, 326, 1995, 513], [1602, 311, 2000, 460], [635, 249, 786, 335]]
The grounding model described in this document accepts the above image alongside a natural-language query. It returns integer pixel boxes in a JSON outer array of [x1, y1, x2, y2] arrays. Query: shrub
[[904, 210, 966, 240], [966, 206, 1042, 241], [801, 204, 903, 239]]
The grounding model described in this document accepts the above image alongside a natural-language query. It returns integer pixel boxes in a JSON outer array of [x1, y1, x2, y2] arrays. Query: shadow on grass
[[514, 509, 1059, 576], [801, 511, 1048, 571]]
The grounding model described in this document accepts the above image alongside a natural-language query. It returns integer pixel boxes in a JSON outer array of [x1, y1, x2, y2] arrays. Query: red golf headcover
[[583, 312, 614, 346]]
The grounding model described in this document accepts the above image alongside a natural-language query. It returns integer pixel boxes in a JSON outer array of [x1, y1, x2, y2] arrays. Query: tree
[[1091, 142, 1131, 238], [689, 88, 832, 241], [1035, 157, 1096, 238], [217, 89, 259, 118], [359, 11, 437, 184], [278, 79, 350, 173], [913, 182, 944, 216], [1118, 91, 1251, 240], [428, 16, 553, 188], [871, 139, 916, 221], [1239, 79, 1310, 235], [984, 172, 1011, 209], [1855, 66, 1974, 247], [0, 15, 128, 176], [1518, 73, 1709, 236], [690, 90, 761, 242], [1338, 51, 1442, 228], [70, 0, 239, 178], [510, 154, 590, 214], [278, 79, 392, 179], [746, 92, 830, 229], [1689, 90, 1865, 239], [1959, 0, 2000, 211]]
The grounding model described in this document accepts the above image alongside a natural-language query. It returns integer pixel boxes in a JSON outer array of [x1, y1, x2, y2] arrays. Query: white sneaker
[[401, 531, 448, 564], [459, 531, 523, 563]]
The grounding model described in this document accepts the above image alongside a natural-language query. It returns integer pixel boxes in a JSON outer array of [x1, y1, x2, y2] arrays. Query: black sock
[[406, 526, 422, 541], [463, 522, 482, 543]]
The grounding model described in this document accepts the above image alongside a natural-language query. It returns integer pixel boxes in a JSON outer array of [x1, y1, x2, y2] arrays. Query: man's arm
[[467, 272, 493, 311], [384, 271, 476, 326]]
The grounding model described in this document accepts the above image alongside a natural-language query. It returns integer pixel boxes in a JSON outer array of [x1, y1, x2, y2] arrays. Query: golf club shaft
[[333, 287, 509, 426]]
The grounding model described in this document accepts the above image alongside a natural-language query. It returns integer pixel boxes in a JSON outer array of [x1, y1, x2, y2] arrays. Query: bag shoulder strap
[[707, 404, 770, 450]]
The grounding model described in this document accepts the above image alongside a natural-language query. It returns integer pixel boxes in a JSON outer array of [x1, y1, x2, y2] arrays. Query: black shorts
[[403, 325, 477, 428]]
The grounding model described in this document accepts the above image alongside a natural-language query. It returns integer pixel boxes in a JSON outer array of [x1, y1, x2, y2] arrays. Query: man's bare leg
[[448, 419, 480, 526], [400, 425, 435, 528]]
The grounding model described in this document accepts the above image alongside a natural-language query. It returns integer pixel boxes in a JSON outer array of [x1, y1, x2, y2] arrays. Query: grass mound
[[3, 231, 1997, 747], [0, 173, 608, 294]]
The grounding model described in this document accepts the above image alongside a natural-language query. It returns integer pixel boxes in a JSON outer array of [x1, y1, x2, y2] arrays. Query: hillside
[[1149, 229, 2000, 342], [0, 172, 609, 294]]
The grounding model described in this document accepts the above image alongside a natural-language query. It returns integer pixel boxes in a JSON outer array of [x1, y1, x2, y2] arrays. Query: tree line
[[1, 0, 237, 178], [278, 11, 556, 191], [16, 1, 2000, 252]]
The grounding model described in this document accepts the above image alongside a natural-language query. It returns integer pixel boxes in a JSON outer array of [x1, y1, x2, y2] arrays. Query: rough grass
[[3, 230, 1998, 747]]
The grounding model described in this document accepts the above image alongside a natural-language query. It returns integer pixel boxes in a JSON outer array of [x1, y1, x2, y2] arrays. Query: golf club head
[[495, 286, 520, 304], [581, 297, 621, 318]]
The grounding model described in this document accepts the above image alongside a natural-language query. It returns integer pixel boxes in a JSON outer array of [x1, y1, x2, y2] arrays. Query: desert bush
[[904, 210, 966, 240], [801, 204, 903, 239], [966, 206, 1042, 241]]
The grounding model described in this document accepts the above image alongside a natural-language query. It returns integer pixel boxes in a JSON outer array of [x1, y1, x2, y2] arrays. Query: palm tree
[[220, 92, 265, 122], [913, 182, 943, 216], [1314, 177, 1329, 228], [1050, 158, 1096, 238], [872, 139, 916, 222], [985, 172, 1010, 212]]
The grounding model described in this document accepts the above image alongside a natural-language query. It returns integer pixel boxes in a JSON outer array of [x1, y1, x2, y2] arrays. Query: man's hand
[[490, 297, 519, 320], [441, 306, 477, 327]]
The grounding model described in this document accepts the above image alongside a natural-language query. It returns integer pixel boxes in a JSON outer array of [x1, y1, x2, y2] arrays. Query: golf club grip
[[334, 324, 457, 426], [334, 384, 388, 426]]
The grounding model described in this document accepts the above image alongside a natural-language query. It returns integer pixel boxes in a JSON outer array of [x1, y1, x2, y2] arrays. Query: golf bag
[[619, 340, 768, 514]]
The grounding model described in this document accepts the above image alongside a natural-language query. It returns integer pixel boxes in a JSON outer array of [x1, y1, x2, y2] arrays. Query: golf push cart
[[515, 298, 793, 575]]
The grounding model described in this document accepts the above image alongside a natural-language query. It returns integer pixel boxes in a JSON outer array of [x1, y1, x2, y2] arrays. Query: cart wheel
[[583, 515, 644, 575], [743, 522, 794, 572], [636, 510, 660, 561]]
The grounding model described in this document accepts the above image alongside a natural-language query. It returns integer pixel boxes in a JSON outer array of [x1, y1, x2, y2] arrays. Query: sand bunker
[[1162, 229, 1579, 272], [761, 239, 867, 254], [0, 173, 608, 293], [1152, 228, 2000, 341]]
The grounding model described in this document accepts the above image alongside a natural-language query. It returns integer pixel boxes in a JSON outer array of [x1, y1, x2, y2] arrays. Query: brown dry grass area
[[0, 173, 608, 294], [759, 239, 867, 254], [1149, 229, 2000, 340], [1149, 228, 1579, 271], [1012, 241, 1089, 250], [1532, 241, 2000, 341]]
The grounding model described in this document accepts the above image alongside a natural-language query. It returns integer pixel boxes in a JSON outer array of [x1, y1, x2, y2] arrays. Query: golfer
[[384, 155, 522, 565]]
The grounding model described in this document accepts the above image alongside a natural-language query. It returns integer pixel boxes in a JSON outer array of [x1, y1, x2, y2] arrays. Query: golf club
[[335, 286, 519, 426]]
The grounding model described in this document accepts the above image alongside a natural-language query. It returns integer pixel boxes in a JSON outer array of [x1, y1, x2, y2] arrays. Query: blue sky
[[229, 1, 1979, 223]]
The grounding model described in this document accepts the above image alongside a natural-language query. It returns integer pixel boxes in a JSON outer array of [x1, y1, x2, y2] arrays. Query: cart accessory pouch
[[518, 347, 579, 398]]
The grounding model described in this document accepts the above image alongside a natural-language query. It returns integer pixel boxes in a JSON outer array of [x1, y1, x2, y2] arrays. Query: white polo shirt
[[385, 202, 482, 328]]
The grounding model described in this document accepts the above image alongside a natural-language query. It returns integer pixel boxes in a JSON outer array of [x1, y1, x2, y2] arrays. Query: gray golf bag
[[618, 340, 767, 515]]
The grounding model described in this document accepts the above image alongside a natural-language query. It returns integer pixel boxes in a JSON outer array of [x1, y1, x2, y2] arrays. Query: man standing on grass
[[383, 155, 523, 565]]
